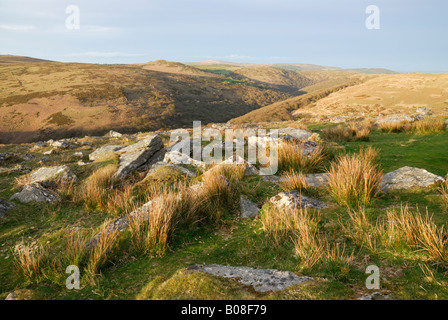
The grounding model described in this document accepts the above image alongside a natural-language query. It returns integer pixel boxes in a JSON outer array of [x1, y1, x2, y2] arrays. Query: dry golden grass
[[321, 123, 372, 142], [441, 180, 448, 210], [379, 121, 411, 133], [13, 242, 46, 280], [278, 141, 325, 174], [385, 207, 448, 265], [281, 170, 308, 192], [85, 223, 120, 284], [412, 118, 446, 134], [14, 174, 31, 189], [340, 207, 380, 252], [205, 163, 246, 182], [328, 147, 383, 207]]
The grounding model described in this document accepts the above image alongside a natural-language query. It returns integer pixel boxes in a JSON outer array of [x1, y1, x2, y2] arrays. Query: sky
[[0, 0, 447, 72]]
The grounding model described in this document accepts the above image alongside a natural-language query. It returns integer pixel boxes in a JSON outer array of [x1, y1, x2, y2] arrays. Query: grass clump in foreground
[[327, 146, 383, 207], [321, 122, 372, 142]]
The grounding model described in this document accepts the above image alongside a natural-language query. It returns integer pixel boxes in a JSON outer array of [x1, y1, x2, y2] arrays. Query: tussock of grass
[[321, 122, 372, 142], [328, 147, 383, 207], [379, 121, 411, 133], [413, 118, 446, 134], [278, 141, 325, 174], [13, 242, 46, 281], [441, 180, 448, 210], [281, 170, 308, 192]]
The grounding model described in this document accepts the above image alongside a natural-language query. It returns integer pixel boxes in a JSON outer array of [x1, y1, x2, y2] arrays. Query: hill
[[0, 61, 291, 144], [0, 55, 52, 64]]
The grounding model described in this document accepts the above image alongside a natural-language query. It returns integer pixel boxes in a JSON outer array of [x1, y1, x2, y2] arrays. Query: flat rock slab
[[163, 150, 206, 169], [188, 264, 313, 292], [270, 191, 328, 210], [381, 166, 445, 192], [240, 196, 260, 218], [10, 183, 60, 203], [114, 135, 163, 178], [29, 165, 77, 187], [0, 200, 15, 218], [89, 145, 126, 161]]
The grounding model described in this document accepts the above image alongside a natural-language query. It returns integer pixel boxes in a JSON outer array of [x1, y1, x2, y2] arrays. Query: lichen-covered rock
[[50, 140, 72, 149], [188, 264, 313, 292], [240, 196, 259, 218], [89, 145, 126, 161], [5, 289, 34, 300], [10, 183, 60, 203], [29, 165, 77, 187], [146, 161, 197, 178], [163, 150, 206, 169], [107, 130, 123, 138], [270, 191, 328, 210], [381, 166, 444, 192], [0, 200, 15, 218], [114, 135, 164, 178]]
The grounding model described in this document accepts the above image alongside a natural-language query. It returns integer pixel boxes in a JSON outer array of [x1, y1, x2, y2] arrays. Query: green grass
[[1, 128, 448, 300]]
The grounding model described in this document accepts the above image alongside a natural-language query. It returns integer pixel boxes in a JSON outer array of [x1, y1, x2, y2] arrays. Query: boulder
[[270, 191, 328, 210], [29, 165, 77, 187], [50, 140, 72, 149], [88, 145, 126, 161], [240, 196, 259, 218], [279, 127, 313, 141], [381, 166, 445, 192], [114, 135, 164, 178], [188, 264, 313, 292], [377, 115, 413, 124], [0, 200, 15, 218], [107, 130, 123, 138], [163, 150, 206, 169], [10, 183, 60, 203], [146, 162, 196, 178]]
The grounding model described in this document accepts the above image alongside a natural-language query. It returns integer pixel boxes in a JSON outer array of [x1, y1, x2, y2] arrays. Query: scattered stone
[[73, 152, 84, 158], [240, 196, 259, 218], [77, 160, 92, 166], [22, 153, 34, 161], [357, 291, 390, 300], [188, 264, 313, 292], [0, 200, 15, 218], [163, 151, 206, 169], [4, 289, 34, 300], [40, 156, 50, 163], [43, 149, 56, 155], [381, 166, 445, 192], [270, 191, 328, 210], [29, 165, 77, 187], [377, 115, 414, 124], [416, 107, 433, 115], [10, 183, 60, 203], [89, 145, 126, 161], [114, 134, 164, 178], [107, 130, 123, 138], [50, 140, 72, 149], [279, 127, 313, 141], [263, 173, 329, 188]]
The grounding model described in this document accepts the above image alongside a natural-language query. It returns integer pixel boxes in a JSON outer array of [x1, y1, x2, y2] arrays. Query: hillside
[[0, 61, 291, 144], [0, 55, 52, 65], [292, 73, 448, 121]]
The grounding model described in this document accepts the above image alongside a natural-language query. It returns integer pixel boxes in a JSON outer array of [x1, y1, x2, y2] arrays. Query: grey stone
[[270, 191, 328, 210], [263, 173, 329, 188], [10, 183, 60, 203], [29, 165, 77, 187], [279, 127, 313, 141], [114, 135, 164, 178], [0, 200, 15, 218], [89, 145, 126, 161], [381, 166, 445, 192], [357, 292, 390, 300], [50, 140, 72, 149], [240, 196, 259, 218], [163, 150, 206, 169], [146, 161, 197, 178], [108, 130, 123, 138], [188, 264, 313, 292]]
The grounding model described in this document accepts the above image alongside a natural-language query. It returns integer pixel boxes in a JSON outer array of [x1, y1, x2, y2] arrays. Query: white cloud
[[0, 24, 36, 31]]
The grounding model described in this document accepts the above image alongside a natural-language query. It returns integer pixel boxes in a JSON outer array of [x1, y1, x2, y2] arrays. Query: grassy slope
[[0, 61, 291, 144], [1, 128, 447, 300]]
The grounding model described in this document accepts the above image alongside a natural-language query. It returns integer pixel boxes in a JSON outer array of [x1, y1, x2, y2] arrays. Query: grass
[[277, 141, 325, 174], [327, 147, 383, 207], [321, 122, 372, 142]]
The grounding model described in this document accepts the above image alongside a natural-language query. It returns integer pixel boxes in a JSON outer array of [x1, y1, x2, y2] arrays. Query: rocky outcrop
[[0, 200, 15, 218], [29, 165, 77, 187], [270, 191, 328, 210], [10, 183, 61, 203], [163, 151, 206, 169], [188, 264, 313, 292], [114, 135, 164, 178], [89, 145, 126, 161], [240, 196, 259, 218], [381, 166, 445, 192]]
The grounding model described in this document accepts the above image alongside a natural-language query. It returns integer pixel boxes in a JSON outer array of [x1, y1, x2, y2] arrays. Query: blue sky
[[1, 0, 447, 72]]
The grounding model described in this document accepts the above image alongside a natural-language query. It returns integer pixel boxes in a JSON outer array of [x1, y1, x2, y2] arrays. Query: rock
[[73, 152, 84, 158], [0, 152, 17, 163], [377, 115, 414, 124], [270, 191, 328, 210], [107, 130, 123, 138], [43, 149, 56, 155], [50, 140, 72, 149], [163, 151, 206, 169], [381, 166, 445, 192], [146, 162, 197, 178], [188, 264, 313, 292], [89, 145, 126, 161], [357, 292, 390, 300], [22, 154, 34, 161], [10, 183, 60, 203], [4, 289, 34, 300], [0, 200, 15, 218], [40, 156, 50, 163], [222, 155, 259, 176], [77, 160, 92, 166], [279, 127, 313, 141], [29, 165, 77, 187], [114, 135, 164, 178], [240, 196, 259, 218], [416, 107, 433, 115]]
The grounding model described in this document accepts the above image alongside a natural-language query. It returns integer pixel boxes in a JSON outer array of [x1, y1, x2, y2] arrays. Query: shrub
[[328, 147, 383, 207]]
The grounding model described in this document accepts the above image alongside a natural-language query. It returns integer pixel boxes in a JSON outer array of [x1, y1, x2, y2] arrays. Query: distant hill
[[0, 55, 52, 64]]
